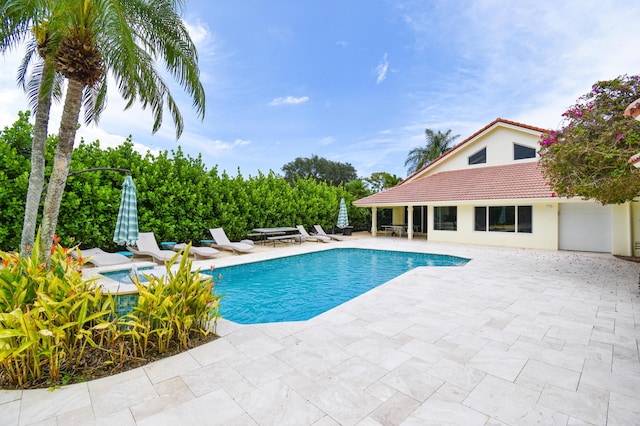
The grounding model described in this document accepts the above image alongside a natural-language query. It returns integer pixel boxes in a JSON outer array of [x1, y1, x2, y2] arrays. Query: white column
[[407, 205, 414, 240], [371, 207, 377, 236]]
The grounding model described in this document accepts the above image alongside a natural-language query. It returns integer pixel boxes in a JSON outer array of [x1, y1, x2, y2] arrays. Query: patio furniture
[[296, 225, 330, 243], [313, 224, 344, 241], [127, 232, 183, 264], [70, 248, 132, 267], [208, 228, 255, 253], [172, 243, 220, 260]]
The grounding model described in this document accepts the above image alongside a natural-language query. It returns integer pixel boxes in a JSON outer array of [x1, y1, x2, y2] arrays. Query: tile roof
[[401, 118, 550, 185], [354, 162, 553, 206]]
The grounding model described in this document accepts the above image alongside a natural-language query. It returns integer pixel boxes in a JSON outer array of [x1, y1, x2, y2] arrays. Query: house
[[354, 118, 636, 256]]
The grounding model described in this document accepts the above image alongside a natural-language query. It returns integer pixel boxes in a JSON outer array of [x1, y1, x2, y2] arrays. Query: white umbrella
[[336, 197, 349, 229], [113, 175, 139, 246]]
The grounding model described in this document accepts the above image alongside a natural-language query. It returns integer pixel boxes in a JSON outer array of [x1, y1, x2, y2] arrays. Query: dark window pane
[[489, 206, 515, 232], [517, 206, 532, 233], [434, 206, 457, 231], [514, 144, 536, 160], [474, 207, 486, 231], [468, 147, 487, 165]]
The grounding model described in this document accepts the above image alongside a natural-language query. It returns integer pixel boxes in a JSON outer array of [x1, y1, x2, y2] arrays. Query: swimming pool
[[201, 248, 469, 324]]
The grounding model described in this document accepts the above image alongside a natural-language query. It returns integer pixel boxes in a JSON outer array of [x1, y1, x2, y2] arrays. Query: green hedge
[[0, 114, 370, 251]]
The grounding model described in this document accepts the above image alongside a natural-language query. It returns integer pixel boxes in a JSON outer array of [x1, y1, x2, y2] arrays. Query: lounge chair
[[208, 228, 255, 253], [71, 248, 132, 267], [127, 232, 183, 264], [296, 225, 330, 243], [172, 243, 219, 260], [313, 224, 344, 241]]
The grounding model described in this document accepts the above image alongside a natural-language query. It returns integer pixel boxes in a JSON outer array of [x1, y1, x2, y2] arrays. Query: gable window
[[514, 143, 536, 160], [474, 205, 532, 233], [468, 147, 486, 165], [434, 206, 457, 231]]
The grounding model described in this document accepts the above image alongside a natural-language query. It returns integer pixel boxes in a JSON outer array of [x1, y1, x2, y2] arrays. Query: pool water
[[201, 248, 469, 324], [100, 266, 154, 284]]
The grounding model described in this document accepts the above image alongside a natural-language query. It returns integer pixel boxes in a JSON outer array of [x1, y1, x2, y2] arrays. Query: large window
[[474, 205, 532, 233], [514, 143, 536, 160], [434, 206, 457, 231], [468, 147, 486, 165]]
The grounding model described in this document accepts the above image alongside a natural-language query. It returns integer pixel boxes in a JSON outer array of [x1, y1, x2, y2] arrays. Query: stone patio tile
[[181, 360, 255, 398], [367, 391, 420, 425], [538, 383, 608, 425], [0, 390, 21, 405], [19, 382, 91, 425], [426, 358, 485, 390], [187, 336, 244, 366], [236, 380, 324, 426], [401, 396, 488, 426], [143, 351, 201, 384], [88, 368, 158, 419], [56, 405, 95, 425], [463, 375, 560, 425], [130, 377, 195, 422], [310, 382, 382, 426], [235, 334, 287, 360], [0, 399, 20, 426], [94, 408, 137, 426], [378, 358, 444, 402], [509, 339, 585, 371], [607, 391, 640, 425], [466, 346, 528, 382], [518, 359, 581, 391], [398, 338, 448, 365], [334, 356, 389, 390], [137, 388, 244, 426], [580, 358, 640, 400]]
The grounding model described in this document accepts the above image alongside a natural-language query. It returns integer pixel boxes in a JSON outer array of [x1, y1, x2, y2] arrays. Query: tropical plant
[[405, 128, 460, 174], [539, 75, 640, 204], [365, 172, 402, 192], [3, 0, 206, 262]]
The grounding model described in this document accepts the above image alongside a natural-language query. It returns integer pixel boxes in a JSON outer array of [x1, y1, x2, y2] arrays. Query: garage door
[[559, 203, 612, 252]]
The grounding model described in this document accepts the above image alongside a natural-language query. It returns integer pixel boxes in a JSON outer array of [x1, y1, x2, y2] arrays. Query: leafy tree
[[365, 172, 402, 192], [282, 154, 357, 186], [31, 0, 205, 261], [405, 129, 460, 174], [539, 75, 640, 204]]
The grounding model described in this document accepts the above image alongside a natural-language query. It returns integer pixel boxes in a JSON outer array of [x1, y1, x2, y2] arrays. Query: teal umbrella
[[336, 197, 349, 229], [113, 175, 139, 246]]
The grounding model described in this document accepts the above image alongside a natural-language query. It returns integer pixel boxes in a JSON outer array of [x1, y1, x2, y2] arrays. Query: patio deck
[[1, 236, 639, 425]]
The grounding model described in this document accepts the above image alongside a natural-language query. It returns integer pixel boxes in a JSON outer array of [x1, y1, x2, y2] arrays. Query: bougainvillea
[[538, 75, 640, 204]]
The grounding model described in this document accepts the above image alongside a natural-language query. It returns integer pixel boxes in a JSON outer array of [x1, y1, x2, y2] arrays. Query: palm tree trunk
[[20, 62, 54, 256], [39, 78, 84, 261]]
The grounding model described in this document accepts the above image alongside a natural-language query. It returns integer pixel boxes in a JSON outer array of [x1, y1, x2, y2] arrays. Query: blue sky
[[1, 0, 640, 178]]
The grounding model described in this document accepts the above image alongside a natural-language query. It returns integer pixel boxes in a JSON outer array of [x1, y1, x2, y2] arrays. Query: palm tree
[[404, 128, 460, 175], [6, 0, 205, 261], [1, 1, 62, 255]]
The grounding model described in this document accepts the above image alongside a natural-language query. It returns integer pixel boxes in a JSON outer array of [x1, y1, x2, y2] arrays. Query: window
[[474, 205, 532, 233], [514, 143, 536, 160], [468, 147, 486, 165], [434, 206, 457, 231]]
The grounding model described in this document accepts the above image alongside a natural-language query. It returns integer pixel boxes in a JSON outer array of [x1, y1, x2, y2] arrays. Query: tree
[[405, 128, 460, 174], [365, 172, 402, 192], [539, 75, 640, 204], [282, 154, 358, 186], [25, 0, 205, 261]]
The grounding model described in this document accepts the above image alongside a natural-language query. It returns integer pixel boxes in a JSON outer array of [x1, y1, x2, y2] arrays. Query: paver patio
[[1, 237, 639, 425]]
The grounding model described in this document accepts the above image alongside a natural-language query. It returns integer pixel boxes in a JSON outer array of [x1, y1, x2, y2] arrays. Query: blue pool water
[[100, 266, 154, 284], [201, 248, 469, 324]]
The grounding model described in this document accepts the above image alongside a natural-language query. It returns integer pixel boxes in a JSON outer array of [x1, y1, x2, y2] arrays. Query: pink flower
[[616, 134, 624, 140]]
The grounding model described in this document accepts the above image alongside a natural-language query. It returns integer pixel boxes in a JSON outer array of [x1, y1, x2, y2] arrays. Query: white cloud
[[336, 41, 348, 47], [183, 19, 210, 46], [319, 136, 336, 146], [375, 53, 389, 84], [268, 96, 310, 106]]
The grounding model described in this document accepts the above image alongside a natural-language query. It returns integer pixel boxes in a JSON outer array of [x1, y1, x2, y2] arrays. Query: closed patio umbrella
[[113, 175, 139, 246], [336, 197, 349, 229]]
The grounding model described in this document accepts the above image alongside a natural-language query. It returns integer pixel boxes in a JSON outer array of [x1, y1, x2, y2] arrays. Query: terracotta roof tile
[[354, 162, 553, 205]]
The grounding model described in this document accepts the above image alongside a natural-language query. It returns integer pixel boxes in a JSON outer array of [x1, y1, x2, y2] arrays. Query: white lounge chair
[[172, 243, 219, 260], [314, 224, 344, 241], [208, 228, 255, 253], [71, 248, 132, 267], [127, 232, 183, 264], [296, 225, 330, 242]]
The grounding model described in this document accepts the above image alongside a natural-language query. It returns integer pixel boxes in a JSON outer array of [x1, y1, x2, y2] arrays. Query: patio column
[[407, 205, 414, 240], [371, 207, 377, 236]]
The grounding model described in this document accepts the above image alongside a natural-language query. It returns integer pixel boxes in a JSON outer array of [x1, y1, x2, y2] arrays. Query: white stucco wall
[[612, 203, 633, 256], [425, 201, 559, 250]]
